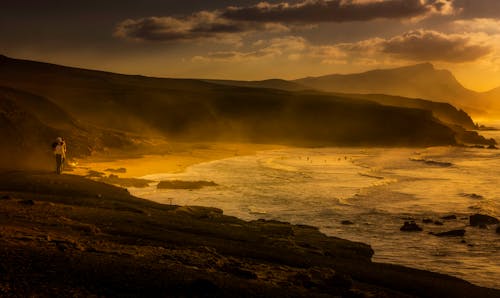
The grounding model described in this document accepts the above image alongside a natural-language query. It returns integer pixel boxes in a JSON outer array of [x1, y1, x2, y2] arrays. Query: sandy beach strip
[[71, 142, 285, 178]]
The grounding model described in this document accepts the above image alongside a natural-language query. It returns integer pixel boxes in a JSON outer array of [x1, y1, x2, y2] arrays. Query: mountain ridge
[[0, 54, 496, 171]]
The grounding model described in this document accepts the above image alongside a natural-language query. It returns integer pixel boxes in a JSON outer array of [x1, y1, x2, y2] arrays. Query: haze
[[2, 0, 500, 92]]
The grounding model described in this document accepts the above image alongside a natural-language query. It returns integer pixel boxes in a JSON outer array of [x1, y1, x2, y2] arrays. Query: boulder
[[18, 199, 35, 206], [469, 214, 499, 226], [400, 221, 422, 232], [441, 215, 457, 220], [432, 229, 466, 237]]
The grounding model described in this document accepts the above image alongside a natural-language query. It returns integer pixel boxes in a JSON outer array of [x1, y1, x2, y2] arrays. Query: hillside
[[0, 55, 494, 160], [337, 92, 477, 129], [0, 86, 137, 170], [294, 63, 489, 114], [202, 78, 307, 91]]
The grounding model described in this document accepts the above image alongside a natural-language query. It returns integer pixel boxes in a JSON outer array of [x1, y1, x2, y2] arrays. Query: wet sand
[[71, 142, 284, 178]]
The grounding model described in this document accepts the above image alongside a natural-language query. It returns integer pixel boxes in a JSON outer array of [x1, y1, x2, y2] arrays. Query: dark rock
[[189, 279, 220, 296], [496, 226, 500, 234], [487, 144, 498, 150], [422, 218, 433, 224], [289, 267, 351, 291], [341, 220, 354, 225], [432, 229, 466, 237], [461, 193, 484, 200], [400, 221, 422, 232], [86, 170, 105, 178], [157, 180, 218, 190], [221, 264, 257, 279], [470, 214, 499, 226], [434, 221, 444, 226], [441, 215, 457, 220], [105, 167, 127, 173], [18, 199, 35, 206]]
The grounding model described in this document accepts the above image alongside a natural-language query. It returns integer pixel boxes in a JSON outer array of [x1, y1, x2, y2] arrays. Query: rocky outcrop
[[400, 221, 423, 232], [431, 229, 466, 237], [470, 214, 499, 227], [157, 180, 219, 190], [1, 171, 499, 297]]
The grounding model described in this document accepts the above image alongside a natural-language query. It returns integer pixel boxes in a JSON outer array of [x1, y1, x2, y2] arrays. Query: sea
[[129, 129, 500, 289]]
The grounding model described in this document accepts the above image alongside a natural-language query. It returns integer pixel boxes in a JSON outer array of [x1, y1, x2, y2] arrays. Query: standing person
[[53, 137, 66, 174]]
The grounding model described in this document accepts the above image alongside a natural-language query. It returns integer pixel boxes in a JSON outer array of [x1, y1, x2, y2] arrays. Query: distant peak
[[412, 62, 434, 69], [396, 62, 435, 72]]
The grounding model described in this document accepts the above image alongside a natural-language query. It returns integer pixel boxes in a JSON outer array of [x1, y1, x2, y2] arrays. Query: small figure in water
[[53, 137, 67, 174]]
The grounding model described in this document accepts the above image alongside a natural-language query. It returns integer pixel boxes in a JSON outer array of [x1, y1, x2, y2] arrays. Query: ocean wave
[[409, 158, 453, 167]]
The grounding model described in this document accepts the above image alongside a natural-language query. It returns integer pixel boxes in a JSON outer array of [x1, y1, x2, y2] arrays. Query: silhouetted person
[[53, 137, 66, 174]]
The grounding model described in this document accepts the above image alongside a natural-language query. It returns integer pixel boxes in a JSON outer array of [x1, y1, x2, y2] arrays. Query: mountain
[[336, 92, 477, 129], [202, 79, 307, 91], [483, 87, 500, 109], [0, 55, 494, 164], [294, 63, 488, 114]]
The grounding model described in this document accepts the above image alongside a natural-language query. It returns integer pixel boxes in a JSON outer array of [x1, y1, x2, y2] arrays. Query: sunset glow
[[2, 0, 500, 91]]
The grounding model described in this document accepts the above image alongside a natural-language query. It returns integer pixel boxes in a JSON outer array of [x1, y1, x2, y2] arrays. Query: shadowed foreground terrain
[[1, 171, 499, 297]]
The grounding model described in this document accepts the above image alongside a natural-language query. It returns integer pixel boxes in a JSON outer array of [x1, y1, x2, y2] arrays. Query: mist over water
[[130, 133, 500, 289]]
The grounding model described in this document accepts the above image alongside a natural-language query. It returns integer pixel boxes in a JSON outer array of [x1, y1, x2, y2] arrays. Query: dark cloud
[[114, 12, 288, 42], [115, 0, 454, 42], [222, 0, 452, 23], [381, 29, 492, 62], [452, 0, 500, 19]]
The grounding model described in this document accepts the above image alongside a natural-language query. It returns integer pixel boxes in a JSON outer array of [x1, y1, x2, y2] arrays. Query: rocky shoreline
[[1, 171, 499, 297]]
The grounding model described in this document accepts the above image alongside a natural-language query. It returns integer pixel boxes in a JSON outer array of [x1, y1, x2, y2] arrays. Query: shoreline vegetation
[[1, 170, 500, 297], [0, 144, 499, 297]]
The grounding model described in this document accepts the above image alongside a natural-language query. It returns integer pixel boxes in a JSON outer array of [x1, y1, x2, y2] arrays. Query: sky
[[2, 0, 500, 91]]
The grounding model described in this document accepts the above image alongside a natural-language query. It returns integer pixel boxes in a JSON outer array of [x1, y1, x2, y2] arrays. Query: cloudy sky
[[2, 0, 500, 91]]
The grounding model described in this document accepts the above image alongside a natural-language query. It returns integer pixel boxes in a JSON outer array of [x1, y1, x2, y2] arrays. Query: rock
[[189, 279, 220, 296], [341, 220, 354, 225], [441, 215, 457, 220], [289, 267, 351, 291], [105, 167, 127, 173], [422, 218, 433, 224], [400, 221, 422, 232], [221, 264, 257, 279], [1, 195, 12, 200], [470, 214, 499, 226], [496, 226, 500, 234], [157, 180, 218, 190], [432, 229, 466, 237], [434, 221, 444, 226], [18, 199, 35, 206], [487, 144, 498, 150]]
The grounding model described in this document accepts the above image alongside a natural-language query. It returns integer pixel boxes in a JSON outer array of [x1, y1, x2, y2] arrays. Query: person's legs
[[56, 154, 62, 174]]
